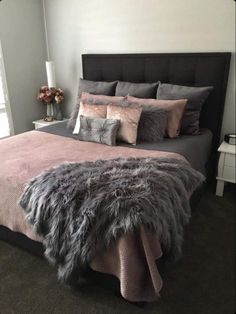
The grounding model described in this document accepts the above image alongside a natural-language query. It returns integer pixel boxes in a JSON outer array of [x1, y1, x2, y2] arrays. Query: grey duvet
[[39, 120, 213, 175]]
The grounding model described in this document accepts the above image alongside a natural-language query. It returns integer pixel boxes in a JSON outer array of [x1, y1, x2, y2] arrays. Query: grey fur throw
[[19, 157, 204, 284]]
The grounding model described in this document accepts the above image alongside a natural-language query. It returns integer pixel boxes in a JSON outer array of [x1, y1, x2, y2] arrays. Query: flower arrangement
[[37, 86, 64, 105], [37, 86, 64, 121]]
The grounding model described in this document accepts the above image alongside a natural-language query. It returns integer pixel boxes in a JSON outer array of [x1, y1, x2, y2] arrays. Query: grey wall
[[44, 0, 235, 136], [0, 0, 47, 134]]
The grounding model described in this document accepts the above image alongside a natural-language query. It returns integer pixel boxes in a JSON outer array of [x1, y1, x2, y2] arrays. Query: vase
[[54, 103, 63, 121], [45, 103, 54, 122]]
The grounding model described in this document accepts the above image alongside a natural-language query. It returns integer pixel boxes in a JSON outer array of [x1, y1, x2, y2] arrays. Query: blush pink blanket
[[0, 131, 184, 302]]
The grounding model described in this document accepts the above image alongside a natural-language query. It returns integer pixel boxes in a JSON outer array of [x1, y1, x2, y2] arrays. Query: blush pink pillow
[[81, 92, 125, 106], [107, 104, 142, 145], [79, 102, 107, 118], [73, 102, 108, 134], [126, 96, 187, 138]]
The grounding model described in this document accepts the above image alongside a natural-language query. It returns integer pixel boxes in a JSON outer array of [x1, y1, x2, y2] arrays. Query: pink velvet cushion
[[79, 102, 107, 118], [107, 104, 142, 145], [73, 102, 108, 134], [126, 96, 187, 138], [81, 92, 125, 106]]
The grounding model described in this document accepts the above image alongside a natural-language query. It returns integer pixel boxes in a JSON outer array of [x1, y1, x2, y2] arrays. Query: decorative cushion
[[156, 82, 213, 134], [115, 81, 158, 98], [73, 102, 107, 134], [78, 115, 120, 146], [67, 79, 118, 129], [81, 92, 125, 106], [80, 102, 107, 118], [137, 106, 168, 142], [126, 95, 187, 138], [107, 104, 142, 145]]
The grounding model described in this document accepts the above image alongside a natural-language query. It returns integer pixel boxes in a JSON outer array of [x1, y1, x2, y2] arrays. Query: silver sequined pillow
[[78, 115, 120, 146]]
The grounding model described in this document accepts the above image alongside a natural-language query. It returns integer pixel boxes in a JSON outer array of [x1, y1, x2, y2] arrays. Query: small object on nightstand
[[224, 133, 236, 145], [37, 86, 64, 121], [216, 141, 236, 197], [32, 119, 65, 130]]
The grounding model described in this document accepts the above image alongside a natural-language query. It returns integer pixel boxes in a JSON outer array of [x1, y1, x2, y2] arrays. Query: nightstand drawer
[[223, 166, 236, 182], [225, 154, 236, 167], [216, 141, 236, 196]]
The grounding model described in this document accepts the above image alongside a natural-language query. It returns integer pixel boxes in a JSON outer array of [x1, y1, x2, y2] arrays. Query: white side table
[[32, 119, 66, 130], [216, 141, 236, 196]]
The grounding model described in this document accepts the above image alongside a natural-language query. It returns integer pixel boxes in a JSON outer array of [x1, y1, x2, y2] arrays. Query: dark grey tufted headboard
[[82, 53, 231, 156]]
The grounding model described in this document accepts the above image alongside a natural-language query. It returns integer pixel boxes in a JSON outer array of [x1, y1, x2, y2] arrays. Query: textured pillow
[[115, 81, 158, 98], [126, 95, 187, 138], [107, 104, 142, 145], [78, 115, 120, 146], [73, 102, 107, 134], [81, 92, 125, 106], [156, 82, 213, 134], [138, 107, 168, 142], [67, 79, 117, 129]]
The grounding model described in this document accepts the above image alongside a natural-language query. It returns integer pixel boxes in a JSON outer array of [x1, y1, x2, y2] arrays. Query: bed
[[0, 53, 231, 302]]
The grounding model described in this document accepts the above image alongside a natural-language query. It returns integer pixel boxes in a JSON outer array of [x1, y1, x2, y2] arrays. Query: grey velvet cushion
[[138, 107, 168, 142], [156, 82, 213, 134], [67, 79, 118, 129], [115, 81, 158, 98], [78, 115, 120, 146]]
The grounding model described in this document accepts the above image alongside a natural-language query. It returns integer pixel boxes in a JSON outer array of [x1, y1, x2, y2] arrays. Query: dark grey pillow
[[115, 81, 158, 98], [67, 79, 118, 129], [137, 107, 168, 142], [78, 115, 120, 146], [156, 82, 213, 134], [78, 78, 117, 96]]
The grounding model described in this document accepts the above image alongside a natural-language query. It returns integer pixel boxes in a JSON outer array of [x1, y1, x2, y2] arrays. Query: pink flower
[[40, 86, 49, 93], [37, 92, 45, 101], [55, 95, 64, 104], [37, 86, 64, 105]]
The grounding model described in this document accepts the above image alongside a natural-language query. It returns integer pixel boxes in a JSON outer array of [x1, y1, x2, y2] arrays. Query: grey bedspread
[[39, 120, 212, 174]]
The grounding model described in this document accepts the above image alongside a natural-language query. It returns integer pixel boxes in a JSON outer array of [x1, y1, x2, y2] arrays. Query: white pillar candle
[[46, 61, 56, 88]]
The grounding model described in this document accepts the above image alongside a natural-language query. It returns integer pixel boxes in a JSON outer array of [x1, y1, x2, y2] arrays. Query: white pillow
[[73, 113, 81, 134]]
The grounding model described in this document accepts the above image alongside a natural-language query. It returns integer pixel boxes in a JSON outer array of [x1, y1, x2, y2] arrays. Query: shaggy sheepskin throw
[[19, 157, 204, 284]]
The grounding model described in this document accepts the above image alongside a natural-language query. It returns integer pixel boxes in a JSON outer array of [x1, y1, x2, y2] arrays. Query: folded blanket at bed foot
[[19, 157, 204, 288]]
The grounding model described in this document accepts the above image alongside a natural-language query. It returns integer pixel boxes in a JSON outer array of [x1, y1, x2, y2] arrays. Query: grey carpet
[[0, 184, 235, 314]]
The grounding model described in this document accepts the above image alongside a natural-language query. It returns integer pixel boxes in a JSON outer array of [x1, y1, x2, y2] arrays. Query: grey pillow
[[78, 115, 120, 146], [156, 82, 213, 134], [115, 81, 158, 98], [67, 79, 118, 129], [78, 78, 117, 96], [137, 107, 168, 142]]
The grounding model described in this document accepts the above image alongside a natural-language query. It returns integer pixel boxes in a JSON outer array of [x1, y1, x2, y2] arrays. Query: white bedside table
[[216, 141, 236, 196], [33, 119, 65, 130]]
